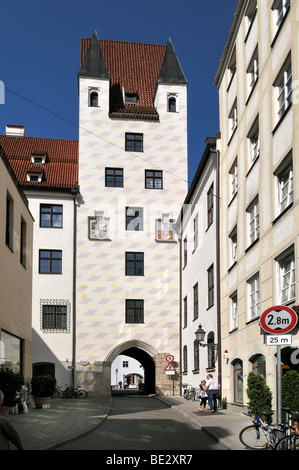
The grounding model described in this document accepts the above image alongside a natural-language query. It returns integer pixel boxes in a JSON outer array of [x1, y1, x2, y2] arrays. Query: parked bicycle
[[239, 406, 299, 450], [52, 384, 87, 399], [182, 384, 197, 401], [239, 407, 281, 450], [275, 408, 299, 450]]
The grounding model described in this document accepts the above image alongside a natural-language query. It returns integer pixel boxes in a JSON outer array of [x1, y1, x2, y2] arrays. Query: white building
[[76, 33, 188, 395], [0, 126, 79, 386], [176, 137, 220, 391]]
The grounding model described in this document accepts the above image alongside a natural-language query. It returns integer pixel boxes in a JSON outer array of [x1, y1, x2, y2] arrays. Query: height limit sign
[[260, 305, 298, 335]]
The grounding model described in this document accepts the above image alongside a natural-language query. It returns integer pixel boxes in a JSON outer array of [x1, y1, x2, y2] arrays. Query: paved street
[[53, 395, 226, 450]]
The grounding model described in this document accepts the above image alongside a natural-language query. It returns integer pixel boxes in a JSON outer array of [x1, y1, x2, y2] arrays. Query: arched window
[[232, 359, 243, 404], [168, 97, 176, 112], [90, 91, 98, 107], [250, 354, 266, 378]]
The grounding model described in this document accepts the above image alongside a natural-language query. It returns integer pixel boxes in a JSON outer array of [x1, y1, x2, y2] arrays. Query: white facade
[[27, 191, 76, 386], [177, 139, 220, 390], [76, 37, 188, 395]]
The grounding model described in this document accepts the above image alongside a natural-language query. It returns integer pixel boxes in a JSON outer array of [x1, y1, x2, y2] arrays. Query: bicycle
[[62, 384, 87, 399], [275, 408, 299, 450], [52, 385, 64, 399], [182, 384, 197, 401], [239, 407, 281, 450]]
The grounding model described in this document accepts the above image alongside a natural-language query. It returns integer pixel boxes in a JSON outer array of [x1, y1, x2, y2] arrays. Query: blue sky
[[0, 0, 238, 184]]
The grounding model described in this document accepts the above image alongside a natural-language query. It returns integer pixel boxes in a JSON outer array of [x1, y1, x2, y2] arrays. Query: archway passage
[[112, 347, 155, 395]]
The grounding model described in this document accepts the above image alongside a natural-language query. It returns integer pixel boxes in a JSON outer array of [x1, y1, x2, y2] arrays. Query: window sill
[[272, 202, 293, 226], [245, 237, 259, 254], [246, 155, 259, 178], [228, 261, 237, 273], [272, 102, 292, 136]]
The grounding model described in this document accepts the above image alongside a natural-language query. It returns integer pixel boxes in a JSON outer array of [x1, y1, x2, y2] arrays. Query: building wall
[[76, 72, 188, 395], [0, 151, 33, 380], [180, 145, 219, 391], [216, 0, 299, 411], [26, 191, 76, 386]]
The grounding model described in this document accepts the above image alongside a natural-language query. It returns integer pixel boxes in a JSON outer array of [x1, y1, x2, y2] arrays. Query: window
[[105, 168, 124, 187], [40, 205, 63, 228], [274, 54, 292, 122], [125, 299, 144, 323], [207, 184, 214, 228], [245, 0, 257, 34], [229, 100, 238, 136], [183, 237, 187, 268], [89, 88, 99, 107], [27, 172, 43, 183], [183, 345, 188, 373], [125, 93, 138, 104], [233, 359, 243, 404], [251, 354, 266, 378], [193, 214, 198, 250], [0, 330, 22, 373], [227, 47, 236, 85], [5, 192, 13, 250], [42, 304, 67, 331], [247, 196, 259, 246], [193, 339, 199, 371], [145, 170, 163, 189], [126, 207, 143, 231], [207, 264, 214, 309], [277, 248, 295, 304], [31, 153, 46, 165], [247, 117, 260, 167], [123, 361, 129, 367], [183, 296, 187, 328], [230, 292, 238, 330], [272, 0, 290, 35], [20, 218, 26, 267], [193, 283, 198, 320], [229, 158, 238, 198], [125, 252, 144, 276], [168, 94, 177, 112], [247, 47, 259, 95], [248, 273, 260, 321], [229, 226, 238, 266], [125, 133, 143, 152], [39, 250, 62, 274], [275, 154, 293, 215]]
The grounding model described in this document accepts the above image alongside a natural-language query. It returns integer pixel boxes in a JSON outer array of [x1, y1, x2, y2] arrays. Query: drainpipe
[[71, 184, 79, 387], [212, 147, 222, 403]]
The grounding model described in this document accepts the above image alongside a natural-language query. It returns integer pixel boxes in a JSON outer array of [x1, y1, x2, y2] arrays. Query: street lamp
[[195, 324, 218, 349]]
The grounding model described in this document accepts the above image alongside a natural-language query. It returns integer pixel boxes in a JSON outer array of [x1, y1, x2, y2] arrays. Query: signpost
[[165, 355, 176, 396], [260, 305, 298, 431]]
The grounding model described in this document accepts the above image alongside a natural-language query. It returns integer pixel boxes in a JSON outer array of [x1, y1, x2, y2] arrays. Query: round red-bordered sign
[[260, 305, 298, 334]]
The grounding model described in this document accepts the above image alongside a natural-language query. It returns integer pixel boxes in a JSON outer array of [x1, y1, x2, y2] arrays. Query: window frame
[[275, 153, 293, 216], [39, 249, 62, 274], [125, 252, 144, 276], [247, 196, 259, 247], [276, 247, 295, 305], [207, 264, 214, 309], [40, 204, 63, 228], [145, 170, 163, 189], [230, 292, 238, 331], [247, 116, 260, 169], [125, 133, 143, 152], [247, 273, 260, 321], [105, 167, 124, 188], [125, 207, 143, 231], [273, 53, 292, 123], [125, 299, 144, 324]]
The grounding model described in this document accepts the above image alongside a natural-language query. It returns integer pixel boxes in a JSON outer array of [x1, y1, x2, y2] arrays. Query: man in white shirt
[[205, 374, 219, 413]]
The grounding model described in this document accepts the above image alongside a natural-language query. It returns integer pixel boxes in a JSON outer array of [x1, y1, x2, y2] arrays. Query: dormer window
[[31, 153, 46, 165], [124, 93, 138, 104], [27, 173, 43, 183], [89, 87, 100, 107]]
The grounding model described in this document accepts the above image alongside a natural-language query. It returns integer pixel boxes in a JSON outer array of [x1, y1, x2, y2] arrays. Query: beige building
[[0, 145, 33, 380], [215, 0, 299, 411]]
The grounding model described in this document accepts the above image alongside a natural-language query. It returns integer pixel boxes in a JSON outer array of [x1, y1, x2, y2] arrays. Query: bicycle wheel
[[239, 425, 268, 449], [275, 434, 299, 450], [77, 389, 87, 398]]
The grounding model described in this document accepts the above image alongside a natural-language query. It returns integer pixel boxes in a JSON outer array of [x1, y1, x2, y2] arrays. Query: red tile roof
[[0, 135, 78, 191], [80, 38, 167, 120]]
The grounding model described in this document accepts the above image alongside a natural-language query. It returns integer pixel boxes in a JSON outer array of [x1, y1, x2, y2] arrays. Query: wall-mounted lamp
[[195, 324, 218, 349]]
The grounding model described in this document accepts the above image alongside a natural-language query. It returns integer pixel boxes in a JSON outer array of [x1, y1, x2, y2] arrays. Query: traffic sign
[[266, 335, 292, 346], [165, 355, 174, 362], [164, 362, 176, 372], [260, 305, 297, 334]]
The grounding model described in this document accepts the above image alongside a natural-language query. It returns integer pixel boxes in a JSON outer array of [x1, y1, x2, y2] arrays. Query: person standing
[[0, 391, 24, 450], [20, 381, 28, 414], [198, 380, 208, 411], [205, 374, 219, 413]]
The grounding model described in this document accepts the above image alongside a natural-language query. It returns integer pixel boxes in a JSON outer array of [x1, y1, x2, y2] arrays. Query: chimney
[[6, 125, 26, 137]]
